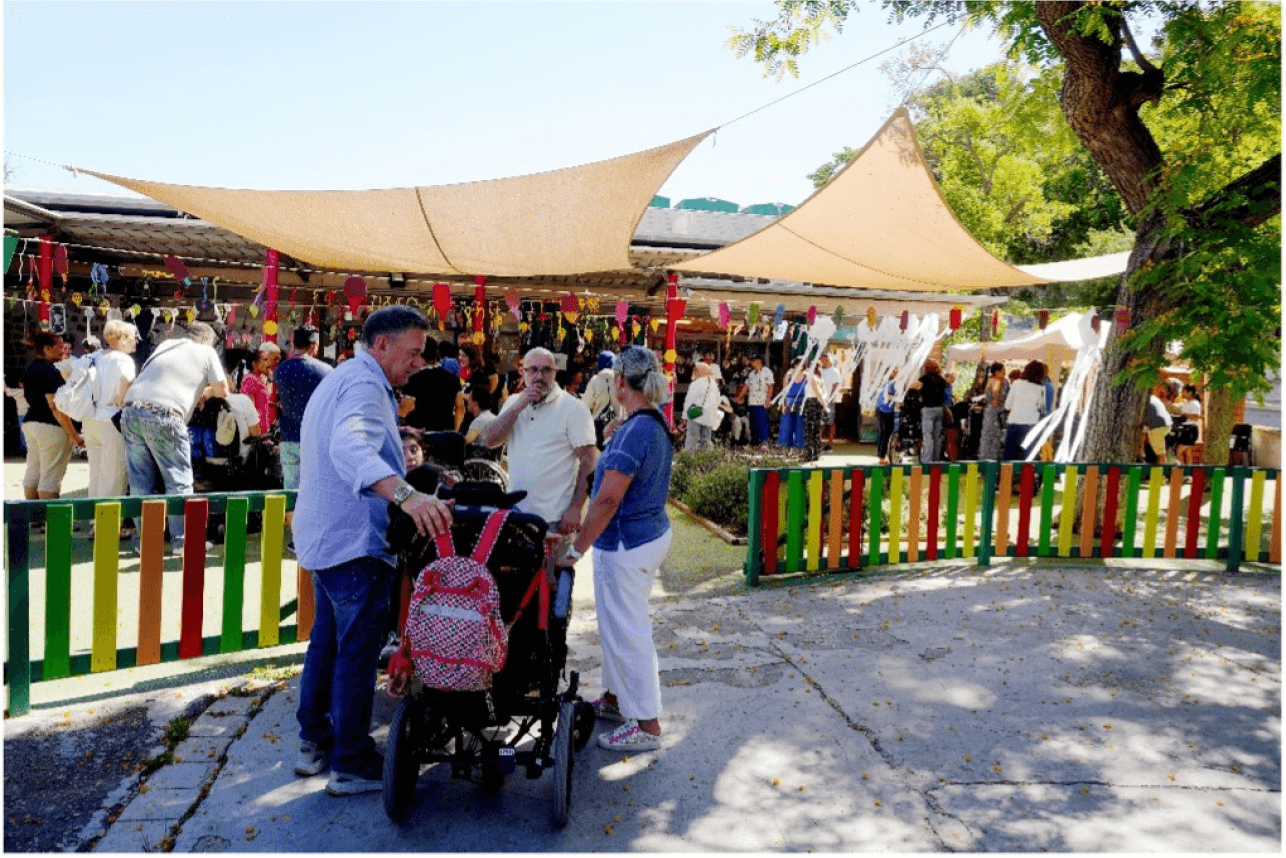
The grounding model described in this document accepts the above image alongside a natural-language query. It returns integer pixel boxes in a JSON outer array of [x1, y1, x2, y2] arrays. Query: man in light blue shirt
[[293, 306, 452, 796]]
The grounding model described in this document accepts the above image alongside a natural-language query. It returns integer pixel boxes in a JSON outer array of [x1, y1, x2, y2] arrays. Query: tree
[[730, 1, 1281, 473]]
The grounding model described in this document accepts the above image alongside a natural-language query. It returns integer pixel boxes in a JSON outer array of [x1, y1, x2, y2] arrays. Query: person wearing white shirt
[[681, 362, 722, 451], [817, 352, 842, 448], [83, 320, 138, 503], [479, 347, 597, 534], [745, 355, 774, 447], [1002, 361, 1047, 461]]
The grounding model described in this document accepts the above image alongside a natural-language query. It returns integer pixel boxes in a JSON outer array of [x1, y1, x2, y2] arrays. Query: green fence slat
[[744, 470, 766, 585], [43, 506, 74, 680], [944, 465, 959, 560], [786, 471, 805, 573], [978, 462, 997, 567], [1226, 468, 1247, 573], [1122, 466, 1142, 559], [221, 498, 250, 653], [6, 509, 32, 716], [1206, 468, 1226, 560], [868, 467, 884, 567], [1038, 464, 1056, 557]]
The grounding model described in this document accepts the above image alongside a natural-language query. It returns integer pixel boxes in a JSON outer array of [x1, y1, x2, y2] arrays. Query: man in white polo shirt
[[479, 347, 596, 536]]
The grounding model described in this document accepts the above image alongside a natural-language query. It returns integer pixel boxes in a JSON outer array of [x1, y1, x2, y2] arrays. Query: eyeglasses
[[523, 366, 556, 376]]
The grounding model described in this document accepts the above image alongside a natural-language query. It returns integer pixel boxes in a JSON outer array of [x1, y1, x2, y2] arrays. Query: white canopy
[[946, 311, 1092, 366]]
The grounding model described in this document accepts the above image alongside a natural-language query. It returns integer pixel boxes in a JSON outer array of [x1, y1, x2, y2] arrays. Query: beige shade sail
[[674, 109, 1049, 291], [82, 131, 711, 278]]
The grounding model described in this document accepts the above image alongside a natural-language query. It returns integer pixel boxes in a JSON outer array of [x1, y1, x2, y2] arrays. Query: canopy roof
[[82, 132, 710, 278], [673, 109, 1049, 292], [946, 311, 1092, 366]]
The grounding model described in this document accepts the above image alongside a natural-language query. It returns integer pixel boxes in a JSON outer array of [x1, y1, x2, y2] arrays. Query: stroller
[[420, 430, 509, 491], [888, 388, 923, 464], [382, 480, 595, 828]]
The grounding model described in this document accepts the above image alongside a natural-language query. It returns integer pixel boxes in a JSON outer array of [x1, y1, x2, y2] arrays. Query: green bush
[[670, 448, 798, 536], [684, 462, 755, 535]]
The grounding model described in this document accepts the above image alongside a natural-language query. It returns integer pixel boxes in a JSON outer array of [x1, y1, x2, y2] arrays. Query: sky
[[4, 1, 1011, 210]]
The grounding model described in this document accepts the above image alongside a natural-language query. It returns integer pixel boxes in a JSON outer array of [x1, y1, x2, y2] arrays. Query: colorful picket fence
[[745, 462, 1281, 586], [4, 491, 310, 717]]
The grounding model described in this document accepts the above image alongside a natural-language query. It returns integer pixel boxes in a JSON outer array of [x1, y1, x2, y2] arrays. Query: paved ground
[[5, 454, 1282, 852]]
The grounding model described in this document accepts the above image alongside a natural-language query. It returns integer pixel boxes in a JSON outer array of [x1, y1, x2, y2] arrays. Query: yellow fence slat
[[962, 464, 978, 559], [91, 503, 122, 673], [888, 466, 903, 565], [1142, 466, 1164, 559], [258, 495, 286, 647], [1271, 475, 1281, 564], [806, 471, 823, 572], [1246, 470, 1266, 560], [1058, 466, 1077, 557]]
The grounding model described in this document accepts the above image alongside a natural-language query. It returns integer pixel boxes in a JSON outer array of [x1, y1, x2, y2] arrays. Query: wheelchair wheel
[[383, 697, 424, 822], [551, 700, 575, 828], [460, 458, 508, 490]]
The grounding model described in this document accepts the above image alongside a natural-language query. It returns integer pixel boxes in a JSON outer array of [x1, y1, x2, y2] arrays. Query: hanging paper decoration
[[561, 291, 580, 325], [773, 303, 786, 328], [38, 238, 53, 328], [992, 309, 1000, 330], [900, 310, 909, 332], [1038, 309, 1050, 330], [264, 319, 279, 336], [248, 303, 261, 319], [70, 292, 83, 307], [949, 307, 962, 331], [505, 287, 521, 320], [1090, 315, 1101, 334], [649, 318, 660, 333], [718, 301, 730, 329], [165, 254, 193, 287], [433, 282, 453, 319], [1114, 307, 1130, 330], [867, 307, 877, 328], [3, 235, 17, 273], [747, 303, 760, 325], [584, 296, 600, 314], [807, 305, 817, 326], [130, 303, 142, 318], [473, 276, 488, 340], [615, 300, 629, 327], [54, 243, 69, 290]]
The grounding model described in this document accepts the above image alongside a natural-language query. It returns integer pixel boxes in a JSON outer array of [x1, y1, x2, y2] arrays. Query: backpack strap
[[433, 529, 456, 560], [470, 508, 511, 564]]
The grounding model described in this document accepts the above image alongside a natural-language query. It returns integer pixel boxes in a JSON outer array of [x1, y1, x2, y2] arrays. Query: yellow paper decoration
[[131, 304, 142, 317], [664, 349, 677, 363], [263, 319, 278, 335], [867, 307, 877, 327], [584, 328, 594, 344], [70, 292, 83, 306], [185, 308, 195, 322], [519, 322, 530, 334], [585, 297, 600, 314], [248, 304, 260, 318], [649, 318, 660, 332], [563, 311, 579, 325], [472, 331, 485, 345], [611, 326, 620, 338]]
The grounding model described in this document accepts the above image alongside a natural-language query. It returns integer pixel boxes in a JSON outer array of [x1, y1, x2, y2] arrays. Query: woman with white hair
[[558, 345, 674, 752], [240, 341, 281, 433], [84, 319, 139, 509]]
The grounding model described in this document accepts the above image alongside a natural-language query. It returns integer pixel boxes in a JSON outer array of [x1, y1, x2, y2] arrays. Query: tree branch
[[1186, 153, 1283, 229], [1119, 13, 1161, 78]]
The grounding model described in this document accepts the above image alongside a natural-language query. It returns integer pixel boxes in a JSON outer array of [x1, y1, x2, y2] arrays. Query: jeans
[[121, 406, 194, 546], [279, 441, 301, 490], [749, 405, 770, 445], [297, 556, 395, 774], [684, 421, 712, 452], [1004, 423, 1034, 460], [920, 406, 944, 464], [778, 411, 803, 448]]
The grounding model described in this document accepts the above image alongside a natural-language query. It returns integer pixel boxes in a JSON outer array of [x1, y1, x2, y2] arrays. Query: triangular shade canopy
[[674, 109, 1048, 291], [83, 132, 711, 278]]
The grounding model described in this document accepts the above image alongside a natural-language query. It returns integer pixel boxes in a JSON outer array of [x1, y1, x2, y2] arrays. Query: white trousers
[[83, 417, 128, 499], [592, 529, 673, 722]]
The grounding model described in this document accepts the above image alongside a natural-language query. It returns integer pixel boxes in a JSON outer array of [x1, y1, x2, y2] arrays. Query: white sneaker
[[598, 720, 661, 752]]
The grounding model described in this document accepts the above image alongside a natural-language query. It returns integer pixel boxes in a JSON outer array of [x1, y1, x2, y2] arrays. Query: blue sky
[[4, 1, 1010, 208]]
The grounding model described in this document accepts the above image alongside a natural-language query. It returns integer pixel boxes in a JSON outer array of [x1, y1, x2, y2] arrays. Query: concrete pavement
[[91, 561, 1280, 852]]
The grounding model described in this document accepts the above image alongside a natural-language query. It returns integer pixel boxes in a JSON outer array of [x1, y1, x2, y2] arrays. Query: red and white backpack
[[404, 509, 511, 691]]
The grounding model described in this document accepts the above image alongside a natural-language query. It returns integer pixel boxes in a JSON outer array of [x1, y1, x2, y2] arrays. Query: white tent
[[946, 311, 1091, 367]]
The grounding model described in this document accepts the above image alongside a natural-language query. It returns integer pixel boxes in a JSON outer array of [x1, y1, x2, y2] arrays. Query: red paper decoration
[[1115, 307, 1130, 330], [505, 287, 521, 319], [1038, 309, 1049, 330], [615, 300, 629, 326], [900, 310, 909, 332], [807, 305, 817, 325], [433, 282, 453, 319], [949, 307, 962, 330], [343, 275, 367, 314]]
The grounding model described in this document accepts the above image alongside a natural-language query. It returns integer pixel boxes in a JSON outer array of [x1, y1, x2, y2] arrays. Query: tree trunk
[[1203, 387, 1236, 467]]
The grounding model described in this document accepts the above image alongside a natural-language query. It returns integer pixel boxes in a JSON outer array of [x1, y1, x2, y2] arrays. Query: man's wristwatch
[[392, 483, 416, 506]]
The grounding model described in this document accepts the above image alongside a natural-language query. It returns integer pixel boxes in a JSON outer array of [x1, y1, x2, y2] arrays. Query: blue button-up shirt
[[591, 410, 672, 551], [294, 350, 404, 570]]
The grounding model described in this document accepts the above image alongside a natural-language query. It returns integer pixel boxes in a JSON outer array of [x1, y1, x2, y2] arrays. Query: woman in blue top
[[559, 346, 673, 752], [777, 357, 808, 449]]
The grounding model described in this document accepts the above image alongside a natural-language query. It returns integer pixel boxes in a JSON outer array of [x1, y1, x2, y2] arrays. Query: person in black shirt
[[401, 338, 463, 432], [909, 359, 949, 464], [22, 332, 82, 499]]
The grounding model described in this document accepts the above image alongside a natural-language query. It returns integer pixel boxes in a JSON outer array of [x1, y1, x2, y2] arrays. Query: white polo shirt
[[497, 384, 595, 524]]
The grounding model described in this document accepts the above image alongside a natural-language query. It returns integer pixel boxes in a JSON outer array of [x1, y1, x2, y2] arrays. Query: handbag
[[686, 405, 703, 420]]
